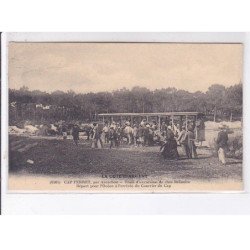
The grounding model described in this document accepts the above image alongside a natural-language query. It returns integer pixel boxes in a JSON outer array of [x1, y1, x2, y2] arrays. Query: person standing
[[185, 128, 197, 159], [177, 125, 189, 158], [151, 120, 158, 131], [160, 121, 167, 135], [91, 123, 103, 149], [140, 118, 146, 127], [109, 127, 118, 149], [72, 124, 80, 146], [138, 125, 145, 147], [116, 123, 122, 146], [62, 124, 67, 140], [196, 117, 206, 146], [144, 123, 150, 146], [132, 124, 139, 146], [160, 126, 179, 160], [102, 123, 110, 143], [216, 124, 229, 165]]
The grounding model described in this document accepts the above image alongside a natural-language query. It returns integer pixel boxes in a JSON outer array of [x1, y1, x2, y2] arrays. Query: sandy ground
[[9, 135, 243, 182]]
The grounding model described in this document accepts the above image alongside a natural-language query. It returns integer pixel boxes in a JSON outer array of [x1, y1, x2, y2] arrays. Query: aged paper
[[8, 42, 243, 192]]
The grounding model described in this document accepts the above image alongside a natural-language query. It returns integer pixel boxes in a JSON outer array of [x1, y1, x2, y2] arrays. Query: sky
[[8, 42, 243, 93]]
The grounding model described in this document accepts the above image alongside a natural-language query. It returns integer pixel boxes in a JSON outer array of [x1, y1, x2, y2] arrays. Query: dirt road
[[9, 135, 242, 182]]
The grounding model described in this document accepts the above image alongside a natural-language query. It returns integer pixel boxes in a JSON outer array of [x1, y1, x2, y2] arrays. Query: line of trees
[[9, 83, 242, 124]]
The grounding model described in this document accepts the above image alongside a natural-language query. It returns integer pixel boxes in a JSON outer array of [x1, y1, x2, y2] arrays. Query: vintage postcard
[[7, 42, 243, 192]]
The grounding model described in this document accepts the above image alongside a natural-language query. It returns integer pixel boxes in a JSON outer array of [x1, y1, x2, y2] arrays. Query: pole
[[195, 115, 198, 139]]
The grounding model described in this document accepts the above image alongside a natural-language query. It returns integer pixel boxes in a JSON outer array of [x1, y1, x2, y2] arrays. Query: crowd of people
[[48, 117, 231, 164], [72, 117, 204, 160], [18, 115, 230, 164]]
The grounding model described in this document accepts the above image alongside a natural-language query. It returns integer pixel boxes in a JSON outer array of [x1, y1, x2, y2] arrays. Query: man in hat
[[216, 124, 229, 165]]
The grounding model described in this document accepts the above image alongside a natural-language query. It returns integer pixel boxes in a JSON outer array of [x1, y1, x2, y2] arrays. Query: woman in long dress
[[160, 126, 179, 160]]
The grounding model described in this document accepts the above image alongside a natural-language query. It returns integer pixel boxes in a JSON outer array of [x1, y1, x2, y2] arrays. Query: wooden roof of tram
[[98, 112, 200, 117]]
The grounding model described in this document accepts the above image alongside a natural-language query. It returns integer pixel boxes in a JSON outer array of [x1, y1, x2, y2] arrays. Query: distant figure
[[116, 124, 122, 146], [138, 125, 145, 146], [102, 124, 110, 143], [160, 122, 167, 135], [187, 120, 195, 132], [177, 125, 189, 158], [91, 123, 103, 149], [109, 127, 118, 149], [132, 124, 139, 146], [84, 124, 92, 141], [216, 124, 229, 165], [160, 126, 179, 160], [144, 124, 150, 146], [62, 124, 67, 140], [123, 124, 133, 144], [140, 118, 147, 127], [72, 124, 80, 146], [174, 123, 181, 137], [110, 121, 117, 130], [196, 118, 206, 146], [125, 120, 131, 126], [184, 128, 197, 159], [151, 120, 158, 131]]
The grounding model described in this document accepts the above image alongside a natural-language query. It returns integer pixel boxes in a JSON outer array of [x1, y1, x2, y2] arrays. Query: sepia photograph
[[7, 42, 243, 192]]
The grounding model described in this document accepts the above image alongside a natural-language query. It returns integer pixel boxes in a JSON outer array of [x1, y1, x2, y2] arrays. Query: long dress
[[160, 130, 179, 159]]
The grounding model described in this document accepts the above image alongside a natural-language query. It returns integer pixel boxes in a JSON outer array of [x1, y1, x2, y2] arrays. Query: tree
[[206, 84, 226, 121], [224, 84, 242, 120], [9, 83, 243, 123]]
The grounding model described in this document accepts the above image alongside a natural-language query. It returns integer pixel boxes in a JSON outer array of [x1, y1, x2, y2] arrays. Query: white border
[[1, 32, 250, 214]]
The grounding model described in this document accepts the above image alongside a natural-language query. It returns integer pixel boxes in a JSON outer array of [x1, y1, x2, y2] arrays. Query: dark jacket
[[216, 130, 228, 149], [72, 126, 80, 139]]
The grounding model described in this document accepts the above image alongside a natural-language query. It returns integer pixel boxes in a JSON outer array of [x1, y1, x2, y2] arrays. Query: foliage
[[9, 83, 243, 123]]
